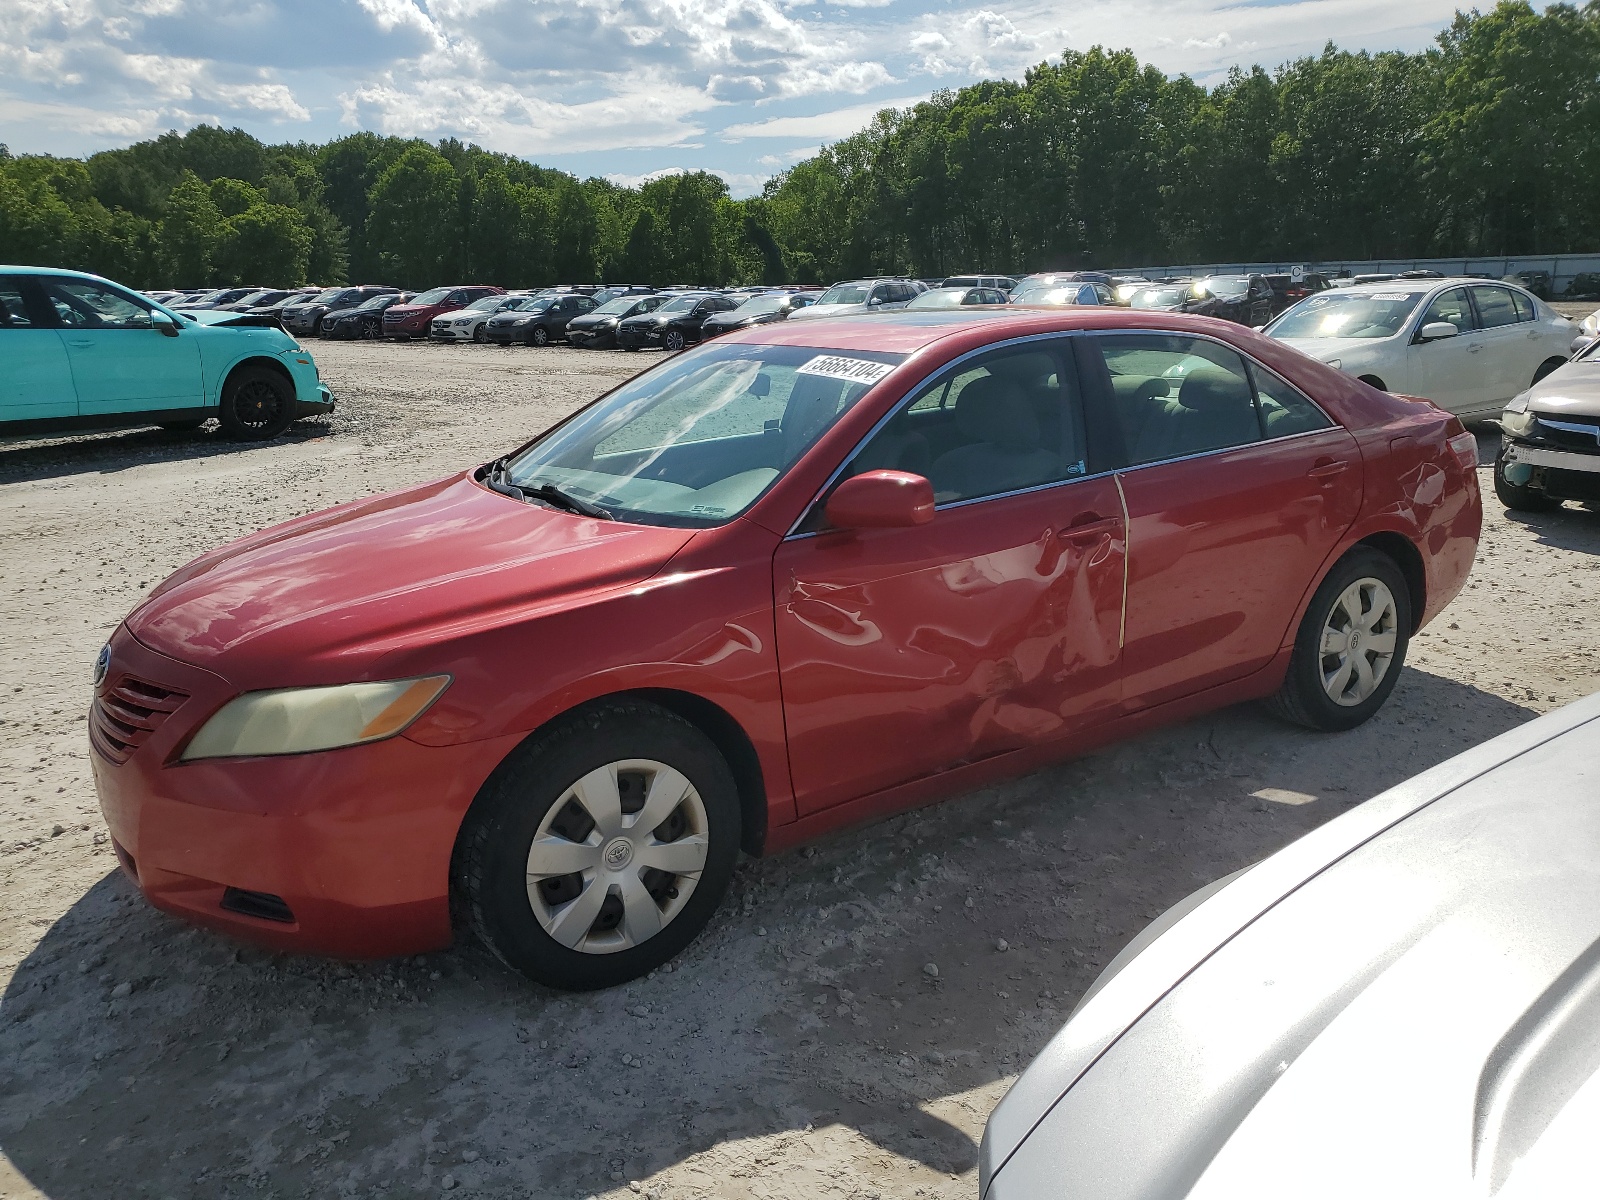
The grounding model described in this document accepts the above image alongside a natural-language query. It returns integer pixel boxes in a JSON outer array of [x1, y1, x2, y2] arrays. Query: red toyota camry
[[92, 309, 1481, 989]]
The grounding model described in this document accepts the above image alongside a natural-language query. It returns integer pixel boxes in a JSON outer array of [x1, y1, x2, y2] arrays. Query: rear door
[[1082, 332, 1362, 711], [37, 276, 203, 418], [0, 276, 77, 423], [773, 338, 1127, 814]]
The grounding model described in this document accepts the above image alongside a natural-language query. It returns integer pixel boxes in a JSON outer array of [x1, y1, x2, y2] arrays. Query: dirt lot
[[2, 338, 1598, 1200]]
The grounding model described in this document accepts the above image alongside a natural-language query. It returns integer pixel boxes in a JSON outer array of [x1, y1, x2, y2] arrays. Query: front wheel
[[1494, 443, 1562, 512], [473, 325, 487, 344], [663, 329, 686, 352], [218, 366, 294, 441], [1265, 547, 1411, 731], [454, 700, 740, 991], [529, 325, 550, 347]]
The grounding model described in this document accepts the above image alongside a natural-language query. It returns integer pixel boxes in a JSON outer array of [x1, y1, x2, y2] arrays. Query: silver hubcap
[[1319, 577, 1399, 706], [526, 759, 709, 955]]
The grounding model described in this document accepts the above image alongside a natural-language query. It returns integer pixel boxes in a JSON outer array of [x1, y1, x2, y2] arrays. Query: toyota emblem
[[92, 644, 111, 688]]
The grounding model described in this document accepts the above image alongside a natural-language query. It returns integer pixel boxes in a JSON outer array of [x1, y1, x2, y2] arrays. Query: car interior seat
[[930, 375, 1062, 499]]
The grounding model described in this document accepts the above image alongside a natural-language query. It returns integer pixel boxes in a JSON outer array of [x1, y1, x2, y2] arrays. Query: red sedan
[[92, 309, 1481, 990]]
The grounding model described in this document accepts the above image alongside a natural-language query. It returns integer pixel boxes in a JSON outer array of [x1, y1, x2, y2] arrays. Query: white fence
[[1111, 253, 1600, 296]]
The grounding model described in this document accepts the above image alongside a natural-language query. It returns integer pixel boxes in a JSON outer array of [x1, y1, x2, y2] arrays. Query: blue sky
[[2, 0, 1475, 196]]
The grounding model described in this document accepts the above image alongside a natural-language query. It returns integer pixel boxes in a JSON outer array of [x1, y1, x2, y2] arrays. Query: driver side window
[[841, 343, 1088, 505], [1420, 287, 1476, 334], [39, 279, 154, 329]]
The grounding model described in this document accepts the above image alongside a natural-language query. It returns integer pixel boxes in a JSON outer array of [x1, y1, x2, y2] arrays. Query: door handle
[[64, 339, 94, 348], [1308, 458, 1348, 480], [1059, 515, 1121, 543]]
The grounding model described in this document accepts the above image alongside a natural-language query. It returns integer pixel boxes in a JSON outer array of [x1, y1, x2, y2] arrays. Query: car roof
[[1328, 275, 1520, 296]]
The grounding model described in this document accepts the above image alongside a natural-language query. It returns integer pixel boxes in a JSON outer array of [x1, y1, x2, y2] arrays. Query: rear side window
[[1473, 286, 1520, 329], [1511, 290, 1535, 322], [1088, 334, 1263, 466], [1248, 363, 1333, 438]]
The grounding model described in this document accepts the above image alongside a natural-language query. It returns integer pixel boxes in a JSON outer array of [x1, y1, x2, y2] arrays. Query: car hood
[[983, 692, 1600, 1199], [181, 310, 288, 330], [1527, 358, 1600, 417], [568, 313, 619, 328], [385, 304, 440, 319], [788, 302, 868, 320], [1273, 335, 1389, 362], [125, 473, 695, 685]]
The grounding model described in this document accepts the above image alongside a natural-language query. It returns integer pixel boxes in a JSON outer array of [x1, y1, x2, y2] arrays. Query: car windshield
[[908, 289, 972, 309], [520, 298, 554, 313], [306, 288, 344, 304], [1130, 287, 1192, 309], [1010, 278, 1077, 303], [656, 295, 702, 314], [505, 342, 903, 527], [593, 297, 643, 316], [410, 287, 452, 305], [1198, 276, 1250, 298], [351, 294, 394, 312], [734, 294, 789, 315], [1269, 291, 1425, 339], [817, 284, 870, 305]]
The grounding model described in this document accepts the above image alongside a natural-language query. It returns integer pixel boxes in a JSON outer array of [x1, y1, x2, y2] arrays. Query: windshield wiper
[[484, 459, 612, 520]]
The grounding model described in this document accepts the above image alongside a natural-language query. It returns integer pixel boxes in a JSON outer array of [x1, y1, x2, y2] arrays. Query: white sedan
[[429, 294, 536, 343], [1267, 277, 1575, 420]]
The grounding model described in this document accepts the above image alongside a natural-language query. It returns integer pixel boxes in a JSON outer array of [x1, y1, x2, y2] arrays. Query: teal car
[[1, 266, 334, 440]]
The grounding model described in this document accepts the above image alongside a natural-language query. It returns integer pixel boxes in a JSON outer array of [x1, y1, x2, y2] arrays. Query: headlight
[[181, 676, 450, 760], [1505, 390, 1531, 413]]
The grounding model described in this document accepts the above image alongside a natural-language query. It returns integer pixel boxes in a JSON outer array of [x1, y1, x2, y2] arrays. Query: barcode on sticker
[[1367, 292, 1416, 301], [797, 355, 895, 385]]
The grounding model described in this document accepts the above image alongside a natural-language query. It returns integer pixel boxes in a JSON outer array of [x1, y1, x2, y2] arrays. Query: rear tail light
[[1448, 430, 1481, 470]]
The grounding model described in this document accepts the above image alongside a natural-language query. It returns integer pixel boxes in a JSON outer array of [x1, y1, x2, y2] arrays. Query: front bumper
[[295, 384, 336, 418], [430, 325, 478, 341], [484, 325, 527, 344], [616, 326, 664, 349], [566, 327, 617, 349], [383, 320, 429, 339], [1502, 440, 1600, 474], [91, 627, 516, 959]]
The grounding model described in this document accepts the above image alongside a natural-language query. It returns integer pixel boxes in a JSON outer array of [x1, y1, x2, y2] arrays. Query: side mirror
[[151, 311, 179, 337], [825, 470, 935, 530], [1419, 321, 1459, 342], [867, 296, 883, 306]]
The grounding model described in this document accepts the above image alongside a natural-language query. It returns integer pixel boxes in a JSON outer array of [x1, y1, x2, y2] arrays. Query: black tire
[[361, 322, 380, 340], [1533, 357, 1566, 385], [1265, 546, 1412, 731], [1356, 374, 1387, 391], [158, 418, 205, 432], [454, 699, 741, 991], [1494, 442, 1562, 512], [218, 366, 295, 441], [663, 329, 686, 352], [529, 325, 550, 347], [473, 325, 488, 344]]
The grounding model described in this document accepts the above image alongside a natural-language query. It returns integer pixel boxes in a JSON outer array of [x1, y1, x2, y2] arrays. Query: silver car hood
[[984, 691, 1600, 1199], [1526, 358, 1600, 418]]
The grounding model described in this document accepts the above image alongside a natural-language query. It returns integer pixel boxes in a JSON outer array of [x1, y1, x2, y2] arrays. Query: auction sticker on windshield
[[1366, 293, 1419, 302], [797, 355, 896, 385]]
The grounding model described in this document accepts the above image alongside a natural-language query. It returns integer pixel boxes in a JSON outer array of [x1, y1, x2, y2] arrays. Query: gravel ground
[[2, 338, 1599, 1200]]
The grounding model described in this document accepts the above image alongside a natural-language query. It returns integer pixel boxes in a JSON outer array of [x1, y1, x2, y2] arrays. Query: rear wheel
[[218, 366, 294, 441], [1494, 443, 1562, 512], [529, 325, 550, 347], [454, 700, 740, 991], [1266, 547, 1411, 731]]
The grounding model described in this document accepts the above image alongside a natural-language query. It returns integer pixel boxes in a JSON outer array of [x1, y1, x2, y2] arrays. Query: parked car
[[0, 266, 333, 440], [211, 288, 294, 314], [430, 294, 539, 343], [482, 292, 598, 346], [565, 294, 670, 349], [1268, 277, 1576, 420], [1503, 269, 1552, 299], [786, 278, 923, 321], [1263, 272, 1331, 313], [1127, 282, 1196, 311], [699, 290, 821, 338], [981, 691, 1600, 1200], [320, 292, 414, 340], [906, 286, 1012, 310], [382, 285, 504, 340], [1174, 274, 1276, 325], [615, 291, 739, 349], [941, 274, 1017, 292], [1011, 276, 1116, 306], [91, 305, 1479, 990], [282, 285, 399, 337], [242, 289, 321, 324], [589, 285, 656, 307], [172, 286, 265, 311], [1494, 335, 1600, 510], [1111, 276, 1152, 304], [1563, 272, 1600, 301]]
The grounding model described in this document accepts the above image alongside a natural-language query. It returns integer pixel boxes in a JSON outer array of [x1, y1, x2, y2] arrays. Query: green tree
[[215, 203, 314, 284], [366, 145, 462, 286], [159, 171, 225, 284]]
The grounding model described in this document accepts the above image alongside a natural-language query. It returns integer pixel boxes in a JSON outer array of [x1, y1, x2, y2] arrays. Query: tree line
[[2, 1, 1596, 291]]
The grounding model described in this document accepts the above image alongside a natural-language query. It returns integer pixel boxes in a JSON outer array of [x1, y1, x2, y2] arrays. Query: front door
[[1082, 332, 1362, 710], [37, 277, 203, 417], [1405, 286, 1489, 415], [773, 339, 1127, 815], [0, 277, 77, 422], [1467, 284, 1537, 406]]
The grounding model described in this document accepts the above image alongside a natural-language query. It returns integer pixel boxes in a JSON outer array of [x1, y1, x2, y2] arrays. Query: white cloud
[[721, 94, 927, 140]]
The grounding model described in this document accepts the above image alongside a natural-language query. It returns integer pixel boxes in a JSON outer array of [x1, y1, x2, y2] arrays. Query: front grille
[[1532, 416, 1600, 454], [90, 676, 189, 764], [220, 888, 295, 924]]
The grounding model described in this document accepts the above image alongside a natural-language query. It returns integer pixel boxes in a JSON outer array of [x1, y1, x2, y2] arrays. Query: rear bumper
[[91, 627, 517, 960]]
